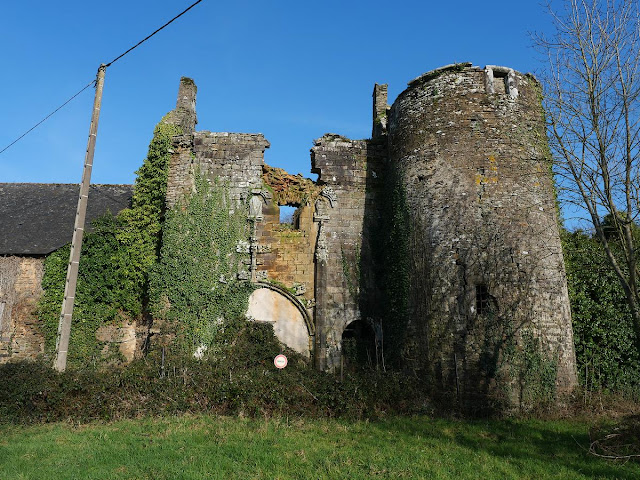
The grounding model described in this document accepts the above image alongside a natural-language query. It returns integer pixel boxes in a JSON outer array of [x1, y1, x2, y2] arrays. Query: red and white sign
[[274, 354, 288, 369]]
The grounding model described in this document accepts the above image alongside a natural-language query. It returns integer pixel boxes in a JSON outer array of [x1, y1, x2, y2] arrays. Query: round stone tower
[[387, 63, 577, 409]]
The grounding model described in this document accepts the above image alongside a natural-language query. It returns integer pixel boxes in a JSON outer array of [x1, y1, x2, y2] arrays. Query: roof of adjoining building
[[0, 184, 133, 255]]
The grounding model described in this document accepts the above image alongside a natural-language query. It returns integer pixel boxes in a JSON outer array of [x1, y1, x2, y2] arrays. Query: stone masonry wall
[[388, 64, 577, 406], [163, 78, 320, 359], [310, 135, 386, 370], [166, 132, 268, 208], [0, 256, 44, 361], [162, 69, 577, 407], [164, 77, 267, 209], [255, 202, 316, 303]]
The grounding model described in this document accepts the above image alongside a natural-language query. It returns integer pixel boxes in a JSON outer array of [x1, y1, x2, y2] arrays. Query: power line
[[106, 0, 204, 67], [0, 80, 95, 156], [0, 0, 205, 156]]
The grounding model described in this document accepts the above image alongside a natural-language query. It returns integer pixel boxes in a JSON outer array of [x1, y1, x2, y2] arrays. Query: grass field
[[0, 415, 638, 479]]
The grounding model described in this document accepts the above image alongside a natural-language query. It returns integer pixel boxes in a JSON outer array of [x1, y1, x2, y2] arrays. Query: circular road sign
[[274, 354, 288, 369]]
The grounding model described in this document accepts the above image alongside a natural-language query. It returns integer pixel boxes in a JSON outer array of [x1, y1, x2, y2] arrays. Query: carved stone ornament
[[320, 186, 337, 208], [249, 193, 265, 221], [294, 283, 307, 295], [255, 271, 268, 281], [236, 240, 250, 254], [305, 298, 316, 308], [315, 223, 329, 263]]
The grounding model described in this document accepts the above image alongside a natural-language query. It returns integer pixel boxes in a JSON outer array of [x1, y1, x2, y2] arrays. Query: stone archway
[[246, 283, 313, 358]]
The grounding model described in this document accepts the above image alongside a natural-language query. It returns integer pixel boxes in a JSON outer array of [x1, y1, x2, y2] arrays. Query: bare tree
[[536, 0, 640, 350]]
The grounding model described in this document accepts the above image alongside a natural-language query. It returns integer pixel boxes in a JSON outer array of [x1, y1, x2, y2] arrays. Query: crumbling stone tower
[[386, 64, 577, 404]]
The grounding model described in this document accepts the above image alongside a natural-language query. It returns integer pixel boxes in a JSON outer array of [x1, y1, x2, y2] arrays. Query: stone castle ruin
[[0, 63, 577, 406]]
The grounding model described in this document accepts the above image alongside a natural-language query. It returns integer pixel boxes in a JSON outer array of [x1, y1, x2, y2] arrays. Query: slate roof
[[0, 184, 133, 255]]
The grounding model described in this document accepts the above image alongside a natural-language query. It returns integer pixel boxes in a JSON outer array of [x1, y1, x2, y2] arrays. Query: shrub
[[0, 324, 431, 424]]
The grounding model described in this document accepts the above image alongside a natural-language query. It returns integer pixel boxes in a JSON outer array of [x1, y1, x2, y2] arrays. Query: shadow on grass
[[375, 417, 639, 479]]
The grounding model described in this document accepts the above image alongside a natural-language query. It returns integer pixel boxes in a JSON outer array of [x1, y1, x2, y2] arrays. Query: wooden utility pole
[[54, 64, 106, 372]]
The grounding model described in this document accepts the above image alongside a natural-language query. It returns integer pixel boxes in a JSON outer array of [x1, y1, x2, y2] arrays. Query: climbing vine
[[563, 229, 640, 395], [39, 214, 136, 364], [149, 172, 253, 356], [499, 329, 558, 410], [111, 120, 183, 314], [377, 166, 412, 366], [37, 120, 181, 366]]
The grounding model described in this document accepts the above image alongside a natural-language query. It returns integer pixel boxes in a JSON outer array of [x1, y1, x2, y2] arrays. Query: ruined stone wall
[[255, 202, 316, 298], [162, 77, 390, 370], [166, 132, 268, 208], [254, 166, 322, 300], [0, 256, 44, 361], [164, 76, 267, 209], [164, 76, 198, 135], [387, 64, 577, 404], [162, 79, 317, 355], [161, 70, 577, 400], [310, 135, 386, 370]]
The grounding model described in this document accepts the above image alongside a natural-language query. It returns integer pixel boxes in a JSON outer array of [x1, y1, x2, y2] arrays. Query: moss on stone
[[262, 164, 320, 206]]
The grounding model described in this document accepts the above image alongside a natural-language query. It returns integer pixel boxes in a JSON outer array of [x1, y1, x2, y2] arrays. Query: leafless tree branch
[[535, 0, 640, 351]]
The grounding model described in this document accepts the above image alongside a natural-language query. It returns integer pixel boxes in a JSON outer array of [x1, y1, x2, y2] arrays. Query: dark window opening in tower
[[493, 72, 508, 94], [476, 284, 497, 315]]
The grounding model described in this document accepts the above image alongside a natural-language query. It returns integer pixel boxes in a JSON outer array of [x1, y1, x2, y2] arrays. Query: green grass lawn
[[0, 415, 637, 479]]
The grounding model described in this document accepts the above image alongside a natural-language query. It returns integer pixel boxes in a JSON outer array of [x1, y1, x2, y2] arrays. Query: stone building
[[0, 184, 132, 360], [162, 63, 577, 403], [0, 63, 577, 406]]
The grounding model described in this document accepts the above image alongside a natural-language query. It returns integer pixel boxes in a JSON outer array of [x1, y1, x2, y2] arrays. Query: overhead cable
[[105, 0, 204, 67], [0, 0, 205, 156], [0, 80, 95, 156]]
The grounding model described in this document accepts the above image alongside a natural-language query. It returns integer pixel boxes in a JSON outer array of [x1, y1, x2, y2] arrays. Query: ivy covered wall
[[38, 120, 182, 366], [150, 173, 254, 356]]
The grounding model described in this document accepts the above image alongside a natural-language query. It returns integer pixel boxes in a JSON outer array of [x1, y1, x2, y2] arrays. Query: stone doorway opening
[[341, 320, 378, 370]]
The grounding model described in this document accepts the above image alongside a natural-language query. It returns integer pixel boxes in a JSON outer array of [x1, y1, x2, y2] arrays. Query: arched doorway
[[341, 320, 379, 370]]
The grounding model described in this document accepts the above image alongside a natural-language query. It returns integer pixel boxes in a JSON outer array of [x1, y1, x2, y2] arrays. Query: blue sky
[[0, 0, 553, 185]]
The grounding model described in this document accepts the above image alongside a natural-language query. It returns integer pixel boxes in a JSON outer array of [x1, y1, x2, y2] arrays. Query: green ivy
[[37, 121, 181, 366], [504, 330, 558, 410], [562, 229, 640, 395], [111, 120, 183, 315], [149, 172, 254, 356], [378, 167, 412, 366], [39, 214, 136, 365]]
